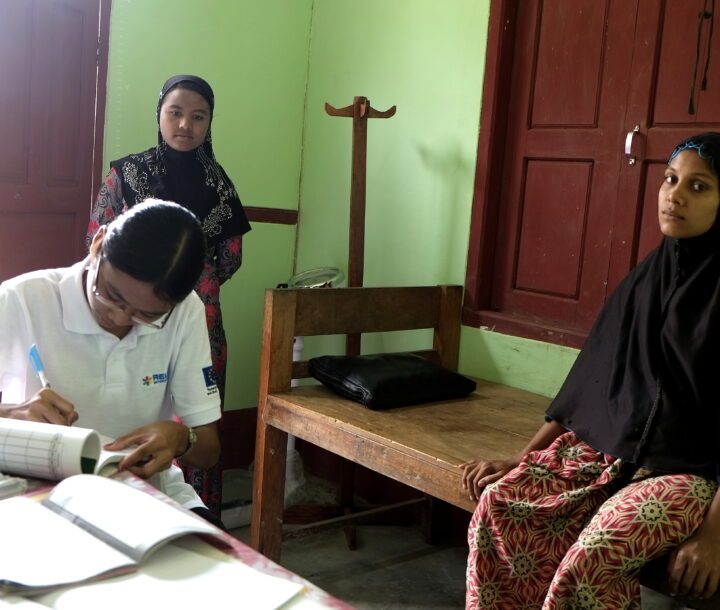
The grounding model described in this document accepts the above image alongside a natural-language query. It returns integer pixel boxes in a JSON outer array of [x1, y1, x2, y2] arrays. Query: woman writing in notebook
[[462, 132, 720, 608], [87, 75, 251, 516], [0, 200, 223, 527]]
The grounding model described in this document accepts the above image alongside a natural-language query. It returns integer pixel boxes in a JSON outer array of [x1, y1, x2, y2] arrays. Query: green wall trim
[[459, 326, 579, 399]]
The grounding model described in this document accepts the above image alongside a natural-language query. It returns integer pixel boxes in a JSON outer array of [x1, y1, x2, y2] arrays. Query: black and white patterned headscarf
[[111, 75, 250, 246]]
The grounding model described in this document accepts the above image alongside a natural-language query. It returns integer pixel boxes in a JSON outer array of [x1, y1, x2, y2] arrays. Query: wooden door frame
[[91, 0, 112, 214], [463, 1, 535, 334]]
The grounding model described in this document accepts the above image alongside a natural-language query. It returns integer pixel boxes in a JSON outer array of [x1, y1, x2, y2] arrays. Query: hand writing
[[0, 389, 78, 426]]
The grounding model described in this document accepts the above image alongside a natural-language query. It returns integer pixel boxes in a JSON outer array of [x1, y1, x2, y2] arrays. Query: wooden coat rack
[[325, 96, 396, 355]]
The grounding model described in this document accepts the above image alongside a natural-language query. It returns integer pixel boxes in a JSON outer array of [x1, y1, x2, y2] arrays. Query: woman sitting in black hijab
[[87, 75, 251, 518], [462, 132, 720, 609]]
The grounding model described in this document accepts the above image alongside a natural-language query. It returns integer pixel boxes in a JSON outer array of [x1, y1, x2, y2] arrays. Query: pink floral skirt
[[466, 431, 716, 609]]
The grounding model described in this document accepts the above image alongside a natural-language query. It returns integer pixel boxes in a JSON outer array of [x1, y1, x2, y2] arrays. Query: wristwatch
[[178, 426, 197, 458]]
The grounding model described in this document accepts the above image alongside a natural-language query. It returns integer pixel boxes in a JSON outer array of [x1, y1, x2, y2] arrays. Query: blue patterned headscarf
[[668, 132, 720, 178]]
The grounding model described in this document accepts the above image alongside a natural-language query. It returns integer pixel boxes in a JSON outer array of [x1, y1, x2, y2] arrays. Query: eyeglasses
[[90, 258, 175, 330]]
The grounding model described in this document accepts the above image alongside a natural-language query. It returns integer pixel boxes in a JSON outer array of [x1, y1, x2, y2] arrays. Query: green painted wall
[[296, 0, 578, 398], [104, 0, 579, 409], [103, 0, 312, 409], [298, 0, 487, 282], [460, 327, 577, 398]]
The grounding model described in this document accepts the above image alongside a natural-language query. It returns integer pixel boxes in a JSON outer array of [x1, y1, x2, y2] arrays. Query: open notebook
[[0, 474, 305, 608]]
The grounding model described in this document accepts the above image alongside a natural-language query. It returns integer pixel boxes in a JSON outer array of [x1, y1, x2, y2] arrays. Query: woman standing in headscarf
[[87, 75, 251, 517], [462, 132, 720, 608]]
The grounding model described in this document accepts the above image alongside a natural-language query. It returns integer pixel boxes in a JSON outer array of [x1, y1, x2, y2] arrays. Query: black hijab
[[111, 75, 251, 247], [547, 133, 720, 479]]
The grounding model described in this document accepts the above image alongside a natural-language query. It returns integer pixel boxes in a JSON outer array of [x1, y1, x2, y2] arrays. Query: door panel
[[654, 2, 720, 123], [0, 212, 77, 279], [0, 0, 106, 282], [47, 2, 90, 188], [515, 160, 591, 299], [0, 2, 32, 184], [530, 0, 607, 127]]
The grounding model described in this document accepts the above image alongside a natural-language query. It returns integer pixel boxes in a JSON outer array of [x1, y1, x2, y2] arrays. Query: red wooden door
[[0, 0, 109, 282], [608, 0, 720, 289], [490, 0, 639, 341], [468, 0, 720, 347]]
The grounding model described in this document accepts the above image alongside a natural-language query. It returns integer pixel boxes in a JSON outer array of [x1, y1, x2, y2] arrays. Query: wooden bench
[[248, 284, 715, 609]]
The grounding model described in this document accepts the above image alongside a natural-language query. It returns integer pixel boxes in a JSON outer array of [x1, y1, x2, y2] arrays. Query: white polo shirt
[[0, 258, 221, 509]]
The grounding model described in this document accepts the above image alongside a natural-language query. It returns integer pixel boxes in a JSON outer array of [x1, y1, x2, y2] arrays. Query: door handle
[[625, 125, 640, 165]]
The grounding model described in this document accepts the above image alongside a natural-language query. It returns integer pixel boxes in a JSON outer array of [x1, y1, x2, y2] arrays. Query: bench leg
[[250, 421, 287, 562], [424, 497, 452, 544], [340, 459, 358, 550]]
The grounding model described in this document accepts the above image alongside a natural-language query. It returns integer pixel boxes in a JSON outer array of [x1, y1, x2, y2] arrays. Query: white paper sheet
[[38, 537, 305, 610], [0, 497, 135, 590]]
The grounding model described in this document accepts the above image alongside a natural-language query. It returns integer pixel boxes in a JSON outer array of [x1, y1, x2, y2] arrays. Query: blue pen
[[29, 344, 51, 389]]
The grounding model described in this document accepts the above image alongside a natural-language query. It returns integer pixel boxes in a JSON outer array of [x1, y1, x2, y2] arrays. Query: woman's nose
[[110, 304, 133, 325]]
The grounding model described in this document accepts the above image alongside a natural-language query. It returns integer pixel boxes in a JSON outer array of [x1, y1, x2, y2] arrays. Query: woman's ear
[[89, 225, 107, 258]]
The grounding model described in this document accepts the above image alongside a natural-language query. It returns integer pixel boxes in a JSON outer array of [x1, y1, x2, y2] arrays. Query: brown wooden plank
[[291, 348, 439, 381], [435, 284, 462, 370], [282, 498, 426, 540], [292, 286, 447, 336], [261, 380, 550, 513], [260, 289, 297, 396], [244, 206, 298, 225], [249, 420, 287, 562], [266, 398, 476, 512], [250, 289, 296, 562], [267, 380, 548, 466]]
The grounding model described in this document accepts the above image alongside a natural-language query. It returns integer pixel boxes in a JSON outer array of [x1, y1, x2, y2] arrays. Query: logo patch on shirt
[[142, 372, 168, 386], [203, 365, 218, 395]]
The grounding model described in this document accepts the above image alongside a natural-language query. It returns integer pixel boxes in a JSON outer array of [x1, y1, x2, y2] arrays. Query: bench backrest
[[259, 285, 463, 398]]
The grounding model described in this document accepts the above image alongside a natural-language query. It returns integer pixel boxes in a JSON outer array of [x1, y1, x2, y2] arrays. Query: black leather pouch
[[308, 352, 476, 410]]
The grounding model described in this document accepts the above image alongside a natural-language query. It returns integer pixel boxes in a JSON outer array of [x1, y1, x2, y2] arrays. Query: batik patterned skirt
[[466, 431, 717, 609]]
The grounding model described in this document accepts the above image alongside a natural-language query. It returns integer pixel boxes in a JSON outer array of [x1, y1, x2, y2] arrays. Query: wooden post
[[325, 96, 396, 355], [324, 97, 396, 550]]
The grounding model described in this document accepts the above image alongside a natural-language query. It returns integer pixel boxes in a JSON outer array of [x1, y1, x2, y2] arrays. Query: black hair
[[156, 74, 215, 122], [668, 132, 720, 178], [101, 199, 206, 303]]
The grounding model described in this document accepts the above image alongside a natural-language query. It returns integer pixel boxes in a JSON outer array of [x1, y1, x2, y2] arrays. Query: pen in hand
[[27, 344, 77, 426], [29, 344, 52, 389]]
